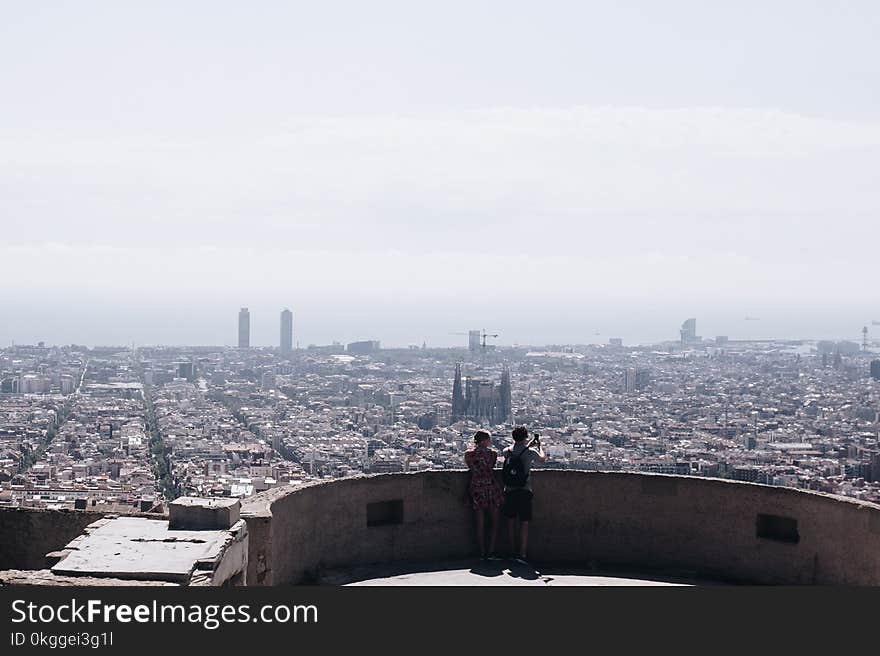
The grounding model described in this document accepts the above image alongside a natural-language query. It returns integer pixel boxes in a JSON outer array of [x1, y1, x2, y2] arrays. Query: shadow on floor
[[319, 557, 717, 586]]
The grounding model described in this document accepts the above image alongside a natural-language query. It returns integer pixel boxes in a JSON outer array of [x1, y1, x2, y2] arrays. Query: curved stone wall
[[241, 470, 880, 586], [0, 507, 127, 570]]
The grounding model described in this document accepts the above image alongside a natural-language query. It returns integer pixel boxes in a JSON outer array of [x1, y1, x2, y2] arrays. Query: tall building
[[468, 330, 481, 352], [452, 363, 466, 421], [871, 360, 880, 381], [680, 318, 699, 346], [280, 309, 293, 355], [347, 340, 380, 355], [498, 366, 512, 423], [238, 308, 250, 349], [623, 368, 650, 393], [177, 361, 194, 380], [623, 368, 637, 393], [817, 341, 837, 355]]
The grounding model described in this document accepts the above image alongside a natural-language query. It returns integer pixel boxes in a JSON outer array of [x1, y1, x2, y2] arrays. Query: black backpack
[[501, 447, 528, 487]]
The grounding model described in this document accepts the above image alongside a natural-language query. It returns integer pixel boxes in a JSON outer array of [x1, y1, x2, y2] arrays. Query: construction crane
[[449, 329, 499, 352], [479, 329, 499, 350]]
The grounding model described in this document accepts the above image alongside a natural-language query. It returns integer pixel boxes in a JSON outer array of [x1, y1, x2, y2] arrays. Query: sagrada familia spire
[[452, 363, 467, 421], [451, 363, 512, 425]]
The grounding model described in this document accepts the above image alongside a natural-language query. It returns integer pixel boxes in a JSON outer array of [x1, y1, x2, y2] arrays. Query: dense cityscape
[[2, 311, 879, 513]]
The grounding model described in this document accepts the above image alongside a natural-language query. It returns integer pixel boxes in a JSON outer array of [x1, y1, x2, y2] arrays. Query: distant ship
[[745, 316, 760, 321], [873, 320, 880, 326]]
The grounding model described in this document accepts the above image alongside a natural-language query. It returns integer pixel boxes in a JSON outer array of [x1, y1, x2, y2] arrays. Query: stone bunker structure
[[3, 471, 880, 585], [1, 497, 247, 586]]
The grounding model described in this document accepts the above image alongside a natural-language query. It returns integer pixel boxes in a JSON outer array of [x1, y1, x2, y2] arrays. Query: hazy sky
[[2, 2, 879, 347]]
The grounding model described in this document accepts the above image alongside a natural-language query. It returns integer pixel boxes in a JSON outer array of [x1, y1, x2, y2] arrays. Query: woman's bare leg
[[488, 507, 500, 554], [475, 509, 486, 556]]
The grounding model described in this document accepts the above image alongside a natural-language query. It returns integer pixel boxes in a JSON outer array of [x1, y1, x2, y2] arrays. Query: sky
[[1, 1, 879, 347]]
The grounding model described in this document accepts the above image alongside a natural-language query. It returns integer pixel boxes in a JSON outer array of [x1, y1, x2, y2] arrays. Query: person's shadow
[[505, 559, 541, 581], [468, 559, 506, 579]]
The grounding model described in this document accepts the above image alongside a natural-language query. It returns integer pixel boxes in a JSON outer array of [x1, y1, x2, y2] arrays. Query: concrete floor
[[323, 559, 717, 586]]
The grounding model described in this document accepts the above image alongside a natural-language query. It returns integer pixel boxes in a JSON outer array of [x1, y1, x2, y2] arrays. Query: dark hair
[[512, 425, 529, 442], [473, 430, 491, 444]]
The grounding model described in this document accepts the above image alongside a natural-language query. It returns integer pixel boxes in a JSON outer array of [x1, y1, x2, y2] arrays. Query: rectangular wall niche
[[756, 513, 799, 543], [367, 500, 404, 527]]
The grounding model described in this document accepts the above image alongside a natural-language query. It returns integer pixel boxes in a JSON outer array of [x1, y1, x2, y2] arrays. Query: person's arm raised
[[531, 439, 547, 463]]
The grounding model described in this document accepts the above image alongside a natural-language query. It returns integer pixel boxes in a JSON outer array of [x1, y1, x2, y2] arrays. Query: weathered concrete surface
[[196, 519, 249, 586], [0, 569, 175, 586], [242, 471, 880, 586], [51, 517, 248, 585], [0, 507, 167, 571], [170, 497, 241, 530], [0, 507, 115, 570]]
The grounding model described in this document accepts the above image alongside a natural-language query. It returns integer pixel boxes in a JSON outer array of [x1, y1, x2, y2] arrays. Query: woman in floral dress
[[464, 430, 503, 559]]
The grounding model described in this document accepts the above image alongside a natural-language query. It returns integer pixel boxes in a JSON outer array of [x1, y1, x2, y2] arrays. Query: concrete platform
[[51, 517, 238, 583], [0, 569, 176, 586], [322, 559, 722, 586]]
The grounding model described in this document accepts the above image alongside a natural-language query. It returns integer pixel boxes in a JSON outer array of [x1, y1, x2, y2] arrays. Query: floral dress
[[465, 446, 503, 511]]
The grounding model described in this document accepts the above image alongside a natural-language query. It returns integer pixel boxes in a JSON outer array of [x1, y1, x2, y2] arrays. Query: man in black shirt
[[501, 425, 546, 564]]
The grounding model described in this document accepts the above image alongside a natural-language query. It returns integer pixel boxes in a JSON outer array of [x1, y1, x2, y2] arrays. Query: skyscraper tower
[[498, 366, 512, 424], [238, 308, 250, 348], [280, 309, 293, 355], [468, 330, 481, 352], [680, 318, 697, 346], [451, 363, 466, 421]]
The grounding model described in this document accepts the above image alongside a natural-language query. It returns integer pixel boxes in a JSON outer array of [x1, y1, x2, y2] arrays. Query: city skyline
[[1, 301, 877, 351]]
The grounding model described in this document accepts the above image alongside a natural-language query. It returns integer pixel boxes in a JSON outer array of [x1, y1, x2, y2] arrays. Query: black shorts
[[502, 488, 533, 521]]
